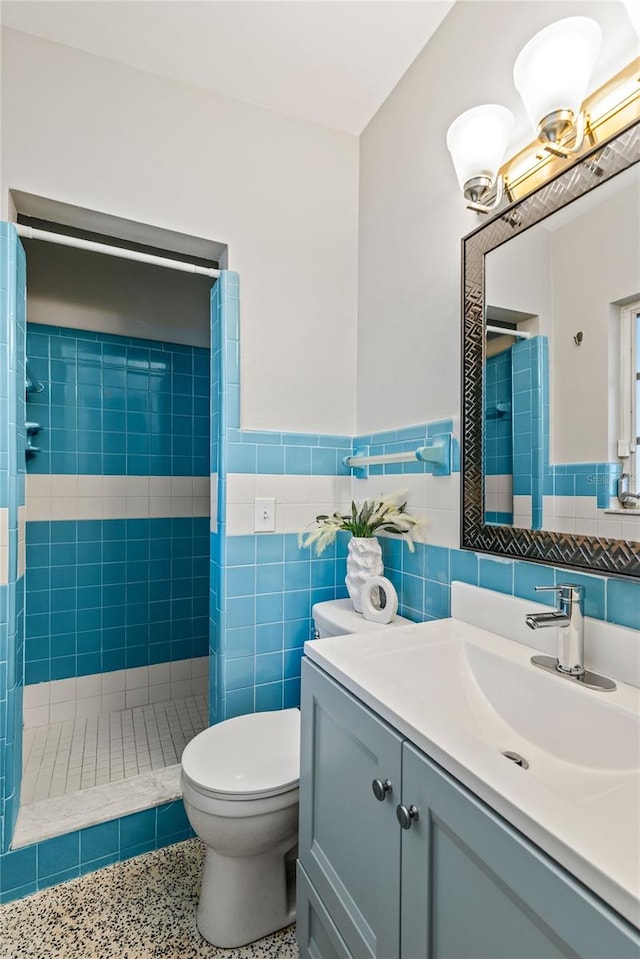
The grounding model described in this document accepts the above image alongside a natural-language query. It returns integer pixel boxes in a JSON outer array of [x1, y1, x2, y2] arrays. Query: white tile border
[[18, 504, 26, 578], [351, 471, 460, 549], [26, 475, 210, 522], [225, 472, 355, 536], [23, 656, 209, 727]]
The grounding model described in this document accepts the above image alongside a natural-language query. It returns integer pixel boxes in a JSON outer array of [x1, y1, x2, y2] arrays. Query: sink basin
[[371, 634, 639, 771], [304, 611, 640, 927]]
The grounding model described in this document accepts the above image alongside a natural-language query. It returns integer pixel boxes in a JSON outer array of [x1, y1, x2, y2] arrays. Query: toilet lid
[[181, 708, 300, 799]]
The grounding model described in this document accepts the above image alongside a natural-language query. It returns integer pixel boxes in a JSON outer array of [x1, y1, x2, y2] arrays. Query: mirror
[[461, 118, 640, 577]]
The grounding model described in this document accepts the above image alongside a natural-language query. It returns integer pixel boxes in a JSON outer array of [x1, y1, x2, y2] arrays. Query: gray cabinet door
[[400, 743, 640, 959], [297, 861, 354, 959], [299, 659, 404, 959]]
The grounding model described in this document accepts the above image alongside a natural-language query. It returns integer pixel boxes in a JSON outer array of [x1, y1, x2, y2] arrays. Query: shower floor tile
[[21, 695, 208, 805]]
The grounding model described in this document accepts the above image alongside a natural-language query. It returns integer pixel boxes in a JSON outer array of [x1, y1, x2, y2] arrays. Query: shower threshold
[[12, 694, 208, 849]]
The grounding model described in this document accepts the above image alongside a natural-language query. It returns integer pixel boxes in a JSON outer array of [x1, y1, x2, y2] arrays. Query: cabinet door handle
[[396, 803, 419, 829], [371, 778, 392, 801]]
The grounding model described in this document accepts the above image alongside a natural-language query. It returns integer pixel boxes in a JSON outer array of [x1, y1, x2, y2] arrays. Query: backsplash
[[380, 539, 640, 632]]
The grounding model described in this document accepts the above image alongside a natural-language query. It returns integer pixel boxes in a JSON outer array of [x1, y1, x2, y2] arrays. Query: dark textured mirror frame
[[461, 118, 640, 578]]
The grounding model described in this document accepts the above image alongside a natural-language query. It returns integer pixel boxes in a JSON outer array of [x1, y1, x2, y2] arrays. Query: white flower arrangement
[[298, 492, 421, 555]]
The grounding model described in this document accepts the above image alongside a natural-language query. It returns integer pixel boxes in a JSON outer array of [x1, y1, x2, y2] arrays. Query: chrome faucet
[[525, 584, 616, 692], [526, 584, 585, 675], [618, 473, 640, 508]]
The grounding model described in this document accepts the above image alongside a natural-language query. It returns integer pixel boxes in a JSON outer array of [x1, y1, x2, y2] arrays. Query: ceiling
[[0, 1, 455, 135]]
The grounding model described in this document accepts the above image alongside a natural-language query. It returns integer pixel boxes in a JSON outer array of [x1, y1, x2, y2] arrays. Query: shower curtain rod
[[485, 325, 531, 339], [15, 224, 221, 279]]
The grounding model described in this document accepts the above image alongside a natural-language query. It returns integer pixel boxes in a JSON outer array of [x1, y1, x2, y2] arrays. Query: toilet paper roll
[[360, 576, 398, 625]]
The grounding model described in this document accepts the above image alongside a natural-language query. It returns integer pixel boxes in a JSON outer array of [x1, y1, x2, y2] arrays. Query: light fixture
[[513, 17, 602, 158], [445, 15, 640, 214], [446, 104, 515, 213]]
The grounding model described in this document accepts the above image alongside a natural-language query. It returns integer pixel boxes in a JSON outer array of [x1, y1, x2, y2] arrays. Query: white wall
[[1, 28, 359, 434], [551, 175, 640, 463], [485, 228, 553, 337], [23, 239, 212, 347], [356, 0, 636, 437], [356, 0, 636, 548]]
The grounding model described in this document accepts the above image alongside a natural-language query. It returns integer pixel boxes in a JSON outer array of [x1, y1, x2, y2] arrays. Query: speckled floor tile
[[0, 840, 299, 959]]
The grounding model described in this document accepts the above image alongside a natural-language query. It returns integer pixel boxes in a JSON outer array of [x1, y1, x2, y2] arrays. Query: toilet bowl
[[181, 708, 300, 948]]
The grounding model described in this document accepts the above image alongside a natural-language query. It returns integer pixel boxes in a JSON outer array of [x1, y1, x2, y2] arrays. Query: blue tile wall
[[0, 799, 193, 904], [485, 350, 513, 477], [352, 420, 460, 476], [0, 223, 26, 853], [25, 324, 210, 477], [20, 323, 211, 688], [226, 431, 352, 476], [25, 518, 209, 683], [511, 336, 619, 517], [210, 272, 353, 723], [512, 336, 548, 529], [545, 461, 621, 506], [485, 511, 514, 525], [214, 532, 348, 720], [378, 539, 640, 631]]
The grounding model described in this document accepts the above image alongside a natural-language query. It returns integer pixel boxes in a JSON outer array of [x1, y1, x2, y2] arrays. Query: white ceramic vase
[[346, 536, 383, 613]]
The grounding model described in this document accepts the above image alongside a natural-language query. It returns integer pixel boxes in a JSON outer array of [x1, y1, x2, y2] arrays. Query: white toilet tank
[[312, 598, 412, 638]]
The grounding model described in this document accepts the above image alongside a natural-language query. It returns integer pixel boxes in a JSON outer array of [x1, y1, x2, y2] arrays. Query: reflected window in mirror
[[619, 302, 640, 503]]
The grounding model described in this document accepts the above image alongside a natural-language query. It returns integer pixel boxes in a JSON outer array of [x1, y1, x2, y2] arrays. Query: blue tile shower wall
[[485, 351, 513, 477], [0, 224, 26, 852], [25, 323, 210, 477], [25, 518, 209, 684], [512, 336, 548, 529], [209, 279, 224, 724], [22, 325, 211, 684]]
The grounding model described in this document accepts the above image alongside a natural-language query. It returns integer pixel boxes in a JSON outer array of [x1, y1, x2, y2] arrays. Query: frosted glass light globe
[[446, 104, 515, 193], [513, 17, 602, 132]]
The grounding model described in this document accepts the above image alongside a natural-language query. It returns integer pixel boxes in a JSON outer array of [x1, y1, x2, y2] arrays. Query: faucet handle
[[535, 584, 583, 605]]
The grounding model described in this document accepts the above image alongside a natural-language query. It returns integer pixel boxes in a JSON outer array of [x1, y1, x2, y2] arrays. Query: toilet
[[181, 599, 410, 948], [312, 597, 412, 639], [181, 708, 300, 948]]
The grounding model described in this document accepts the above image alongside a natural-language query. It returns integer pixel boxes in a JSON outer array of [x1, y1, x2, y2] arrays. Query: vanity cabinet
[[297, 658, 640, 959]]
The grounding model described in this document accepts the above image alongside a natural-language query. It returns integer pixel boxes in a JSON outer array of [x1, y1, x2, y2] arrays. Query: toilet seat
[[181, 708, 300, 801]]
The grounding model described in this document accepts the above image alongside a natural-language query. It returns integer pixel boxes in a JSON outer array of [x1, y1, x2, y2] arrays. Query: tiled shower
[[18, 300, 211, 822]]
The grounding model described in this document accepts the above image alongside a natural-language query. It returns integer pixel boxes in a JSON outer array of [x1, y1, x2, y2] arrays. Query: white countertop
[[304, 615, 640, 929]]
